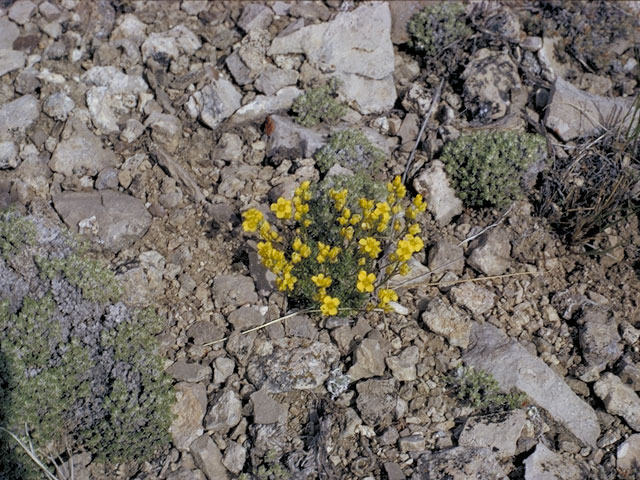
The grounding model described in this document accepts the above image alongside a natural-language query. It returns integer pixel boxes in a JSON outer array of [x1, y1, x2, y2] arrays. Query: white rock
[[413, 160, 463, 227], [8, 0, 36, 25], [43, 92, 75, 121], [523, 443, 581, 480], [0, 18, 20, 50], [594, 373, 640, 431], [0, 49, 26, 78], [0, 141, 18, 169]]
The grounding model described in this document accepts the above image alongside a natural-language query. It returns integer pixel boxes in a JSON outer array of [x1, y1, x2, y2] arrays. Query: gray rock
[[225, 50, 252, 86], [398, 434, 425, 452], [95, 168, 119, 190], [204, 390, 242, 433], [190, 435, 229, 480], [289, 1, 330, 20], [213, 357, 235, 384], [212, 275, 258, 309], [145, 112, 182, 153], [237, 3, 274, 33], [458, 410, 527, 458], [216, 133, 243, 162], [398, 112, 419, 146], [120, 118, 145, 143], [8, 0, 36, 25], [428, 239, 464, 275], [141, 25, 201, 65], [523, 443, 581, 480], [231, 86, 303, 124], [0, 94, 39, 137], [181, 1, 209, 16], [386, 345, 419, 382], [462, 48, 521, 120], [222, 441, 246, 475], [268, 3, 396, 114], [187, 321, 219, 346], [52, 190, 152, 253], [247, 338, 340, 393], [14, 67, 40, 94], [413, 160, 463, 227], [166, 359, 212, 383], [250, 387, 288, 424], [111, 14, 148, 45], [412, 447, 508, 480], [39, 1, 62, 21], [356, 378, 398, 427], [227, 305, 264, 331], [170, 382, 207, 451], [467, 228, 511, 276], [421, 297, 471, 349], [254, 67, 299, 96], [43, 92, 75, 121], [617, 434, 640, 476], [0, 18, 20, 50], [265, 114, 326, 162], [151, 145, 204, 203], [594, 373, 640, 431], [463, 323, 600, 446], [347, 338, 386, 381], [188, 78, 242, 130], [0, 141, 17, 169], [618, 356, 640, 391], [166, 467, 206, 480], [579, 307, 621, 374], [48, 119, 117, 177], [449, 282, 496, 315]]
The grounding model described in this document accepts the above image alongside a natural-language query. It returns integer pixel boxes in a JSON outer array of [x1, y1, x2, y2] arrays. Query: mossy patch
[[315, 129, 385, 175], [291, 79, 347, 128]]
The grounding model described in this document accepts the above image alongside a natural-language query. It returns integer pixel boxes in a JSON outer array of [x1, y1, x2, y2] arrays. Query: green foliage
[[407, 3, 471, 59], [315, 129, 385, 175], [441, 130, 546, 208], [446, 365, 527, 412], [0, 209, 35, 259], [291, 79, 347, 128], [239, 449, 291, 480]]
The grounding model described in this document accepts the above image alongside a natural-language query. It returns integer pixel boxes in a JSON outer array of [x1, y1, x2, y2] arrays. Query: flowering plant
[[242, 176, 427, 316]]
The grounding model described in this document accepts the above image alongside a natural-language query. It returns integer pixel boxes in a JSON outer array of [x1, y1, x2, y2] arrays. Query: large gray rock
[[187, 78, 242, 130], [462, 323, 600, 446], [170, 382, 207, 451], [52, 190, 152, 253], [356, 378, 398, 428], [421, 297, 471, 349], [386, 345, 419, 382], [523, 443, 581, 480], [0, 18, 20, 50], [0, 49, 26, 77], [594, 373, 640, 431], [265, 114, 326, 162], [268, 3, 396, 114], [231, 86, 303, 124], [237, 3, 274, 33], [211, 275, 258, 309], [449, 282, 496, 316], [43, 92, 75, 121], [458, 410, 527, 458], [617, 434, 640, 476], [579, 307, 622, 375], [141, 25, 201, 65], [347, 338, 386, 381], [8, 0, 36, 25], [412, 447, 508, 480], [413, 160, 463, 227], [0, 94, 39, 138], [0, 141, 17, 169], [467, 228, 512, 276], [166, 359, 212, 383], [204, 390, 242, 433], [190, 435, 229, 480]]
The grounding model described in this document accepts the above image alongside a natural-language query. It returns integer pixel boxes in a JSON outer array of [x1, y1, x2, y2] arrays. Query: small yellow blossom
[[378, 288, 398, 305], [311, 273, 332, 288], [358, 257, 367, 266], [358, 237, 381, 258], [316, 242, 331, 263], [242, 208, 263, 232], [291, 252, 302, 264], [399, 262, 410, 276], [271, 197, 293, 219], [350, 214, 362, 226], [340, 226, 354, 240], [413, 194, 427, 212], [320, 295, 340, 316], [356, 270, 376, 293], [276, 271, 297, 291], [328, 246, 341, 262], [408, 223, 421, 235]]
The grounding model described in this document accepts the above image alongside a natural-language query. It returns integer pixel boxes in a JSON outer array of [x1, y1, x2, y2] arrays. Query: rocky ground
[[1, 0, 640, 479]]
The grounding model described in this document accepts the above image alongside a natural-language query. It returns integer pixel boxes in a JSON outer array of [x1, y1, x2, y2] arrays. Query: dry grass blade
[[0, 426, 62, 480]]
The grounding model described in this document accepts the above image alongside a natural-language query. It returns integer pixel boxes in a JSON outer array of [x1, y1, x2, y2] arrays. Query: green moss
[[292, 79, 347, 128], [239, 449, 291, 480], [407, 3, 471, 60], [0, 209, 36, 259], [315, 129, 385, 174], [441, 130, 546, 208]]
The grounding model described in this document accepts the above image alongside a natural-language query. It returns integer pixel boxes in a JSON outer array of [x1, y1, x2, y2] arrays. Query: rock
[[0, 49, 25, 78], [43, 92, 75, 121], [190, 435, 229, 480], [265, 114, 326, 162], [145, 112, 182, 153], [14, 67, 40, 94], [187, 78, 242, 130], [356, 378, 398, 427], [462, 48, 521, 121], [222, 441, 246, 475], [212, 275, 258, 309], [386, 346, 419, 382], [384, 462, 406, 480], [388, 1, 425, 45], [151, 146, 204, 203], [428, 239, 464, 276], [230, 86, 303, 124], [467, 228, 511, 276], [166, 468, 205, 480], [170, 382, 207, 451], [141, 25, 201, 65], [545, 76, 638, 141], [254, 67, 299, 96], [579, 307, 622, 374], [617, 356, 640, 391], [523, 443, 581, 480], [413, 160, 463, 227], [449, 282, 496, 316], [594, 373, 640, 431], [0, 94, 39, 138], [289, 1, 330, 20], [247, 338, 340, 393], [458, 410, 527, 458], [268, 3, 396, 114], [166, 359, 212, 383], [48, 119, 117, 177], [399, 434, 425, 452], [0, 18, 20, 50], [0, 141, 18, 169], [8, 0, 36, 25], [187, 321, 219, 346], [225, 50, 252, 85], [237, 3, 274, 33], [412, 447, 508, 480], [617, 434, 640, 476], [227, 305, 264, 331], [462, 323, 600, 446], [181, 1, 209, 16], [120, 118, 145, 143], [204, 390, 242, 433], [213, 357, 236, 384], [421, 297, 471, 349], [250, 387, 288, 424], [39, 1, 62, 21], [398, 112, 419, 147], [111, 13, 148, 45], [347, 338, 386, 381], [52, 190, 152, 253]]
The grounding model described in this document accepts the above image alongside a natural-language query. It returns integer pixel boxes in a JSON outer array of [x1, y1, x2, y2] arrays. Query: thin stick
[[402, 78, 445, 184], [0, 427, 60, 480], [422, 271, 542, 288], [457, 205, 513, 247]]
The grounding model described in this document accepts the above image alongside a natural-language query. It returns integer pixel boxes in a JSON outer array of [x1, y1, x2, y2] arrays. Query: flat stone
[[190, 435, 229, 480], [254, 67, 299, 96], [0, 141, 18, 169], [413, 160, 463, 227], [618, 356, 640, 391], [247, 338, 340, 393], [0, 94, 39, 137], [0, 19, 20, 50], [523, 443, 581, 480], [594, 373, 640, 431], [170, 382, 207, 451], [449, 282, 496, 315], [204, 390, 242, 433], [166, 359, 212, 383], [356, 378, 398, 428], [222, 441, 246, 475], [52, 190, 152, 253], [141, 25, 201, 65], [39, 1, 62, 21], [617, 434, 640, 475], [166, 468, 205, 480], [212, 275, 258, 309], [428, 239, 465, 275], [111, 14, 148, 45], [250, 387, 288, 424], [230, 86, 303, 124], [467, 228, 511, 276], [187, 321, 220, 346], [181, 1, 209, 16], [348, 338, 386, 381], [188, 78, 242, 130], [237, 3, 274, 33], [213, 357, 235, 384], [225, 50, 252, 85], [386, 345, 419, 382], [14, 67, 39, 94], [384, 461, 406, 480], [264, 114, 326, 162], [120, 118, 145, 143], [412, 447, 508, 480], [458, 410, 527, 458], [227, 305, 264, 331], [421, 297, 471, 349], [8, 0, 36, 25], [398, 434, 425, 452], [463, 323, 600, 446], [579, 307, 622, 373], [43, 92, 75, 121], [145, 112, 182, 153]]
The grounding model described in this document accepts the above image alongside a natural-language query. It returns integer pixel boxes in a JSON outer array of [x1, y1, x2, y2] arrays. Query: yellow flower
[[311, 273, 332, 288], [350, 214, 362, 226], [406, 233, 424, 252], [316, 242, 331, 263], [358, 257, 366, 266], [358, 198, 374, 211], [408, 223, 421, 235], [292, 237, 303, 251], [330, 189, 348, 211], [399, 262, 410, 276], [356, 270, 376, 293], [378, 288, 398, 305], [299, 243, 311, 258], [393, 220, 402, 232], [395, 239, 413, 262], [320, 295, 340, 316], [242, 208, 263, 232], [271, 197, 293, 219], [276, 271, 297, 291], [291, 252, 302, 264], [358, 237, 381, 258], [413, 193, 427, 212], [405, 206, 417, 220], [391, 175, 406, 198], [328, 246, 341, 262]]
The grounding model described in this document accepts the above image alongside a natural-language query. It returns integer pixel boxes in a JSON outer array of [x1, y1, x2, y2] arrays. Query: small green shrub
[[239, 449, 291, 480], [446, 364, 527, 412], [314, 129, 385, 175], [291, 79, 347, 128], [0, 209, 35, 258], [441, 130, 546, 208]]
